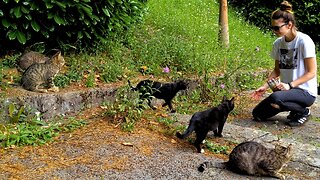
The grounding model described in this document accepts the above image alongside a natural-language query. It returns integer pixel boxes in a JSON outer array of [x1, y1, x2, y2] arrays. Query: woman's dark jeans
[[252, 88, 316, 120]]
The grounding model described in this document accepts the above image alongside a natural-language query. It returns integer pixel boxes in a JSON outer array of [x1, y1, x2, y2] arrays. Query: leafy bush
[[228, 0, 320, 46], [0, 0, 147, 54]]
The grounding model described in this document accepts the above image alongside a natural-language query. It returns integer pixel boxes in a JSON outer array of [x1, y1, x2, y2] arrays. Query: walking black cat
[[128, 79, 188, 113], [176, 96, 235, 153]]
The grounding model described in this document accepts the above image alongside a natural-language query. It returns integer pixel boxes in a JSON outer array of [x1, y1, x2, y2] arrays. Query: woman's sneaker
[[287, 111, 298, 120], [286, 109, 311, 127]]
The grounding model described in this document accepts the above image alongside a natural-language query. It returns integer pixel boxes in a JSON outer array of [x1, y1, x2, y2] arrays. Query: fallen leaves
[[171, 139, 177, 144], [122, 142, 134, 147]]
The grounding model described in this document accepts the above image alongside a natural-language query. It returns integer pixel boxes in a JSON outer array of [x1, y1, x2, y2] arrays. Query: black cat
[[176, 96, 235, 153], [128, 79, 188, 113]]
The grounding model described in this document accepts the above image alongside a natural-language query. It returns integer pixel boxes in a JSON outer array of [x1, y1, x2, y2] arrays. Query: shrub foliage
[[229, 0, 320, 45], [0, 0, 147, 54]]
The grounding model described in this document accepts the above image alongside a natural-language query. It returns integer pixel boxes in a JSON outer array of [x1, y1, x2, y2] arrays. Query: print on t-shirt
[[279, 48, 298, 69]]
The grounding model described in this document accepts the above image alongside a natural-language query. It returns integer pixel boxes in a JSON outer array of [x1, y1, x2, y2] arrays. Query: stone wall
[[0, 87, 117, 123]]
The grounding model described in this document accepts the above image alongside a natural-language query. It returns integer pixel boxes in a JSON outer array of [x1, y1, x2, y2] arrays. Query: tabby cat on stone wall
[[17, 51, 50, 72], [21, 51, 65, 93], [198, 141, 293, 180]]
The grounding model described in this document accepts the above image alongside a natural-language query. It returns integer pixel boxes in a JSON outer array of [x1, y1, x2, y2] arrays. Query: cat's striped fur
[[198, 141, 293, 180], [17, 51, 50, 72], [21, 51, 65, 93]]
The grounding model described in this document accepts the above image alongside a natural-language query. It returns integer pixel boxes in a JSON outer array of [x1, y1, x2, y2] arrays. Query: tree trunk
[[219, 0, 229, 48]]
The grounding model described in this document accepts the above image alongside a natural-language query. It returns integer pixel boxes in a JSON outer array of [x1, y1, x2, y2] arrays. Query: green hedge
[[0, 0, 147, 54], [229, 0, 320, 46]]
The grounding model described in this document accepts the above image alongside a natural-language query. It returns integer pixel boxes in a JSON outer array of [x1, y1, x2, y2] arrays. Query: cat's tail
[[175, 132, 185, 139], [128, 80, 137, 91], [175, 126, 194, 139], [176, 116, 197, 139], [198, 161, 228, 172]]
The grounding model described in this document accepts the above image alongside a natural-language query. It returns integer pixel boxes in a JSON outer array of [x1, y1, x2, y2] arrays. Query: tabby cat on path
[[198, 141, 293, 180]]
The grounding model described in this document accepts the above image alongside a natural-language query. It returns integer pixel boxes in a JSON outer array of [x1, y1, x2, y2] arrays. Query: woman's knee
[[269, 91, 283, 102]]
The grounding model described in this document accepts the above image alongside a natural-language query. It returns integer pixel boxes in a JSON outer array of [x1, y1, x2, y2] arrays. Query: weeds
[[103, 86, 145, 132], [1, 53, 20, 68], [156, 116, 176, 126], [0, 119, 60, 147], [0, 102, 39, 124], [312, 116, 320, 122], [184, 137, 230, 154], [59, 117, 87, 132], [101, 62, 124, 83], [0, 102, 88, 148], [8, 103, 25, 123], [0, 116, 87, 148], [54, 74, 71, 88], [85, 73, 96, 88], [205, 140, 229, 154]]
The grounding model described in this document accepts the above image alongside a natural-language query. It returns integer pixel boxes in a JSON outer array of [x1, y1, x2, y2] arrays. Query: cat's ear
[[56, 51, 62, 57], [51, 51, 61, 59], [230, 97, 235, 103], [222, 95, 227, 102], [285, 144, 293, 156], [51, 51, 64, 65]]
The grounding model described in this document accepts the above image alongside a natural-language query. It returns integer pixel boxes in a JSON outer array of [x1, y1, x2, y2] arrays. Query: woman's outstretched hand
[[251, 86, 267, 100]]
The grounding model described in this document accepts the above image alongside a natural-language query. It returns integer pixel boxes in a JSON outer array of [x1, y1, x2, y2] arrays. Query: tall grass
[[140, 0, 275, 74]]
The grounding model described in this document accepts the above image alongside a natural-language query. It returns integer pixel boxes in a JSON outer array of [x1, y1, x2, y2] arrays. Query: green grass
[[312, 116, 320, 122], [102, 86, 145, 132], [143, 0, 274, 72]]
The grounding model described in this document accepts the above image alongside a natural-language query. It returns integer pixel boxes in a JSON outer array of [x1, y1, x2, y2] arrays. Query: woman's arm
[[277, 57, 317, 90], [290, 57, 317, 88], [269, 60, 281, 79]]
